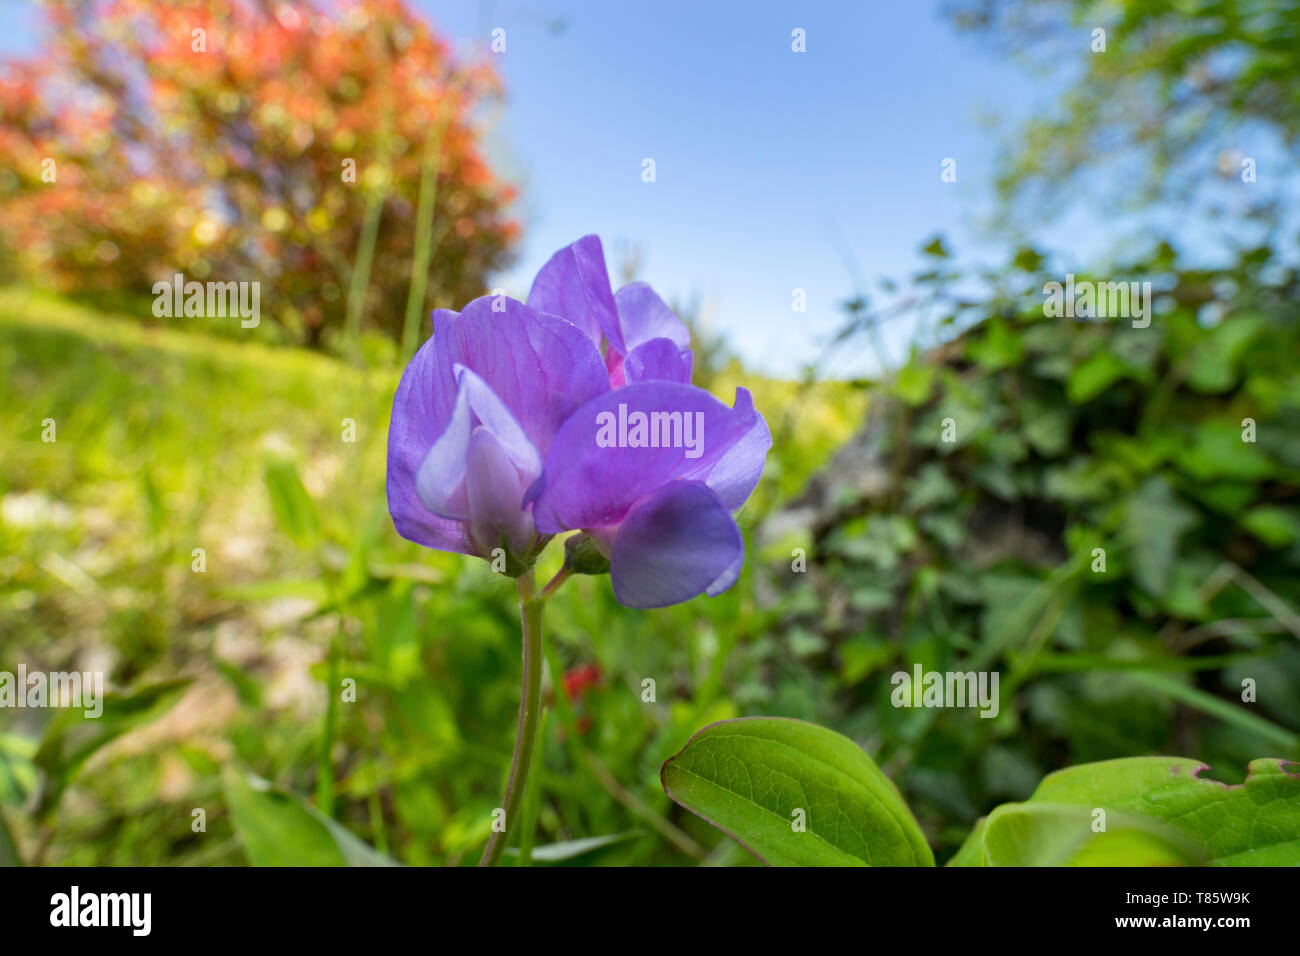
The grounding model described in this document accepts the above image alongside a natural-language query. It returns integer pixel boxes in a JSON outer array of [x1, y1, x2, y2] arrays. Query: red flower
[[563, 663, 602, 700]]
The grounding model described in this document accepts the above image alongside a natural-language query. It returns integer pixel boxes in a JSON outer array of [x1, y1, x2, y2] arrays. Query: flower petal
[[386, 333, 473, 554], [465, 427, 535, 557], [692, 386, 772, 510], [613, 282, 689, 352], [415, 366, 540, 521], [623, 337, 694, 385], [452, 364, 541, 479], [609, 480, 744, 608], [527, 235, 619, 351], [414, 372, 474, 520], [532, 382, 769, 533], [431, 295, 609, 457]]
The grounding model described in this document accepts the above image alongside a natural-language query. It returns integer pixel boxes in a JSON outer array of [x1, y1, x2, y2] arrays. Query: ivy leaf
[[1124, 477, 1196, 598], [1067, 350, 1129, 403], [1175, 423, 1276, 481], [1187, 313, 1265, 393], [1242, 505, 1300, 547], [893, 357, 935, 406], [660, 717, 933, 866], [967, 318, 1025, 371]]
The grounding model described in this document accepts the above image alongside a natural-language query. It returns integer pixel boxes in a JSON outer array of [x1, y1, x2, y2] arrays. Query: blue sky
[[0, 1, 1147, 375], [418, 0, 1041, 375]]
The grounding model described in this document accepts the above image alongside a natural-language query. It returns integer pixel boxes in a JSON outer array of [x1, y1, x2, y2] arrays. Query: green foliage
[[661, 717, 932, 866], [223, 770, 398, 867], [662, 721, 1300, 867], [502, 831, 644, 865], [1018, 756, 1300, 866], [792, 239, 1300, 859], [950, 0, 1300, 213], [33, 680, 191, 820], [976, 803, 1202, 866]]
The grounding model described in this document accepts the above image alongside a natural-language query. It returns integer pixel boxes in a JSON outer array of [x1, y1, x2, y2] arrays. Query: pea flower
[[530, 381, 769, 607], [384, 234, 770, 865], [528, 234, 694, 387], [388, 233, 769, 605], [386, 294, 609, 571], [523, 235, 771, 608]]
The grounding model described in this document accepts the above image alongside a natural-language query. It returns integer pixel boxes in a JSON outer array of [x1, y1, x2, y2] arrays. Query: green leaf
[[967, 318, 1025, 371], [1242, 505, 1300, 547], [1174, 423, 1276, 481], [503, 831, 643, 864], [921, 236, 950, 258], [33, 679, 191, 819], [0, 809, 19, 867], [893, 357, 935, 406], [660, 717, 933, 866], [223, 770, 399, 867], [1187, 313, 1265, 393], [1022, 402, 1071, 457], [981, 803, 1203, 866], [264, 457, 321, 548], [1067, 350, 1129, 403], [963, 757, 1300, 866], [1124, 477, 1196, 598], [0, 733, 37, 805], [1028, 756, 1300, 865], [946, 816, 987, 866]]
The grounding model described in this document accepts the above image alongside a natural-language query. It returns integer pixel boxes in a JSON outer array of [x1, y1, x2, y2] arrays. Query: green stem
[[479, 572, 546, 866], [539, 565, 571, 601], [516, 708, 549, 867]]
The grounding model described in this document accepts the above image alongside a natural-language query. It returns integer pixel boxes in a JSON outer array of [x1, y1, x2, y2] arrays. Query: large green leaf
[[946, 817, 987, 866], [981, 803, 1202, 866], [957, 756, 1300, 866], [660, 717, 933, 866], [1028, 756, 1300, 865], [223, 770, 399, 867]]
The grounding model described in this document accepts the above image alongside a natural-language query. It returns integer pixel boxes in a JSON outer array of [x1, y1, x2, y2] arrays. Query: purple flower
[[529, 235, 694, 388], [386, 294, 608, 567], [524, 235, 771, 607], [386, 235, 770, 608], [530, 382, 770, 608]]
